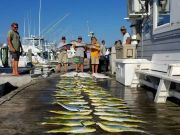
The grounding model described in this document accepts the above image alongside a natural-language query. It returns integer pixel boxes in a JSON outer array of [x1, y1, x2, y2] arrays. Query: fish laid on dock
[[99, 116, 145, 123], [47, 115, 93, 120], [94, 112, 136, 117], [96, 122, 145, 133], [49, 110, 92, 115], [46, 126, 96, 134], [42, 120, 95, 126], [42, 76, 147, 134]]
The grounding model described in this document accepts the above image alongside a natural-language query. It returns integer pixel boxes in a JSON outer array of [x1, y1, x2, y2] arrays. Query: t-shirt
[[7, 30, 21, 52], [122, 32, 130, 45], [75, 42, 85, 57], [57, 42, 67, 52], [100, 44, 106, 56], [91, 43, 100, 57]]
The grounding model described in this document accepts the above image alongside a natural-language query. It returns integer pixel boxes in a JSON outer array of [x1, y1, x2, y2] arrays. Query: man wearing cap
[[120, 26, 131, 45], [56, 36, 68, 72], [73, 36, 85, 72], [7, 22, 23, 76]]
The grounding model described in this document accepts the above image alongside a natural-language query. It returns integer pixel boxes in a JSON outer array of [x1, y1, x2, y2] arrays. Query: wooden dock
[[0, 74, 180, 135]]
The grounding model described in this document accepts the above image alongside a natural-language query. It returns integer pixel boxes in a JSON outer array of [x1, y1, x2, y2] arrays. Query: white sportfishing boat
[[114, 0, 180, 103], [21, 36, 49, 65]]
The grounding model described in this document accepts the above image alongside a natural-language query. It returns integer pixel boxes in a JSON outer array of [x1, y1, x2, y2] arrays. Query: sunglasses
[[14, 26, 18, 29]]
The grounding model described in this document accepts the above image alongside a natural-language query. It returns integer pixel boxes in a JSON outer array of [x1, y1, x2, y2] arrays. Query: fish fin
[[80, 120, 85, 127]]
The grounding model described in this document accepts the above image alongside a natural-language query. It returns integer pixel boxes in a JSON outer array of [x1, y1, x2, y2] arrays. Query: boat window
[[157, 0, 170, 26], [144, 19, 152, 39]]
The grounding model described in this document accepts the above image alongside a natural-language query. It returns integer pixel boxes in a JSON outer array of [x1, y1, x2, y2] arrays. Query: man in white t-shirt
[[56, 36, 68, 72], [120, 26, 131, 45], [73, 36, 85, 72]]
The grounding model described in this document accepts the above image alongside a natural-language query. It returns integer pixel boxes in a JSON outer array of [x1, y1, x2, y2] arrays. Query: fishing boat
[[114, 0, 180, 103], [126, 0, 180, 59]]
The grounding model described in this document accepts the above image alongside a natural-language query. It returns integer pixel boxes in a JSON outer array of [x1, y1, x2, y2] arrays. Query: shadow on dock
[[0, 82, 17, 97]]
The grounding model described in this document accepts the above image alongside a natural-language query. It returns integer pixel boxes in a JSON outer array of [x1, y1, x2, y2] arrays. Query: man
[[98, 40, 106, 73], [56, 36, 68, 72], [100, 40, 106, 56], [120, 26, 131, 45], [7, 22, 23, 76], [105, 48, 110, 72], [73, 36, 85, 72]]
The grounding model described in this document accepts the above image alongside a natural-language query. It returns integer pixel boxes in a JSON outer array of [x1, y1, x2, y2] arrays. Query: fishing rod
[[42, 13, 70, 36]]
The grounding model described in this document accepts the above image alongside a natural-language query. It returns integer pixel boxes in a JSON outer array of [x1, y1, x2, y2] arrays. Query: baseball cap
[[120, 26, 126, 30], [78, 36, 82, 40], [62, 36, 66, 40]]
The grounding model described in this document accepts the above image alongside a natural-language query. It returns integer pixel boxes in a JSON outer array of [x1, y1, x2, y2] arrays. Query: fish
[[55, 92, 81, 96], [55, 97, 84, 100], [54, 95, 83, 99], [91, 103, 127, 107], [60, 72, 78, 77], [54, 94, 82, 97], [99, 116, 145, 123], [90, 95, 113, 99], [105, 97, 124, 101], [95, 106, 128, 109], [61, 101, 89, 105], [96, 122, 145, 133], [94, 112, 136, 117], [91, 99, 126, 104], [100, 121, 140, 128], [56, 85, 76, 88], [94, 108, 128, 113], [47, 115, 93, 120], [77, 72, 92, 78], [49, 110, 92, 115], [88, 94, 111, 97], [46, 126, 96, 134], [85, 91, 108, 94], [57, 102, 90, 112], [56, 99, 86, 102], [89, 97, 123, 101], [42, 120, 95, 126]]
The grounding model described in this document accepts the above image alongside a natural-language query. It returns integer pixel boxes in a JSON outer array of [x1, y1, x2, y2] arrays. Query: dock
[[0, 74, 180, 135]]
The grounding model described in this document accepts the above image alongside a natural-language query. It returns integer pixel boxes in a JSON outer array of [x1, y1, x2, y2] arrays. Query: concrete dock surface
[[0, 74, 32, 87]]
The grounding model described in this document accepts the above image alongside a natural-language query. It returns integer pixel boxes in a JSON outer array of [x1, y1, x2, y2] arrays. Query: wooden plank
[[139, 79, 158, 89], [169, 91, 180, 99], [168, 65, 180, 76], [152, 53, 180, 61], [150, 63, 168, 72], [136, 70, 167, 78]]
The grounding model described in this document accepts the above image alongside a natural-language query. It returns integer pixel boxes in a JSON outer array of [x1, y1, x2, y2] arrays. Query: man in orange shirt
[[90, 37, 100, 73]]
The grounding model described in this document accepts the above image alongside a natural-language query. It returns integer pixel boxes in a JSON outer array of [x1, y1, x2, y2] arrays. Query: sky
[[0, 0, 130, 47]]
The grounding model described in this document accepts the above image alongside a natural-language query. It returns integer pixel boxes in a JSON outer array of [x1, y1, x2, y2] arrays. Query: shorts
[[58, 52, 68, 64], [10, 51, 20, 61], [91, 56, 99, 64], [73, 56, 84, 64]]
